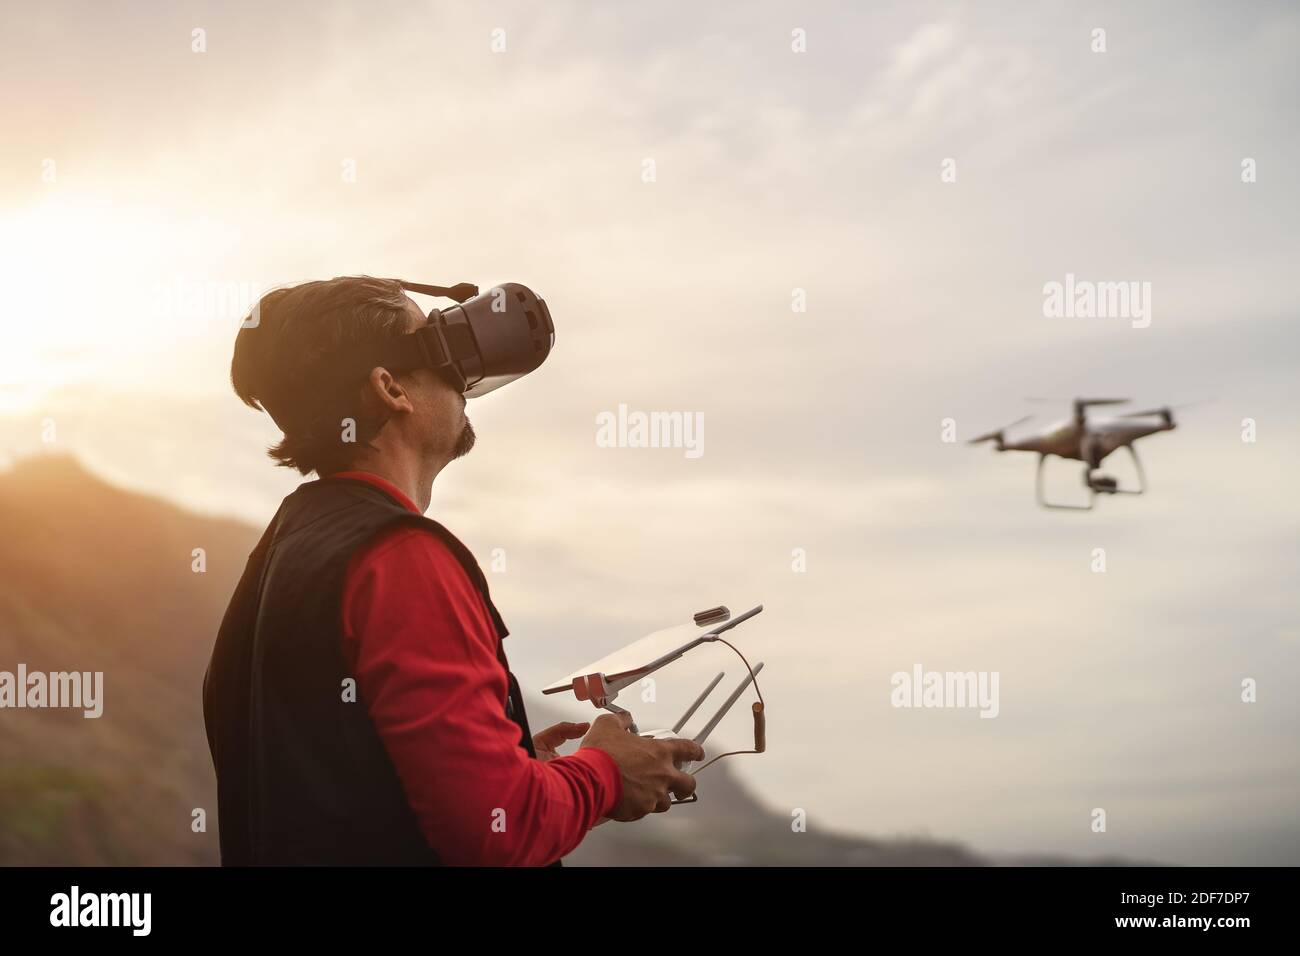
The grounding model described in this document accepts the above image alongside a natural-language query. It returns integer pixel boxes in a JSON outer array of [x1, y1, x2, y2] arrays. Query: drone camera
[[1088, 474, 1119, 493]]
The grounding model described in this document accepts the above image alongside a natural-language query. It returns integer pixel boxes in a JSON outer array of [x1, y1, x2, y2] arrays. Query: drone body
[[970, 398, 1177, 510]]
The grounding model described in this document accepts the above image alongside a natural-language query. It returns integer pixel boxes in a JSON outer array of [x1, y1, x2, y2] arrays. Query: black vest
[[203, 476, 538, 865]]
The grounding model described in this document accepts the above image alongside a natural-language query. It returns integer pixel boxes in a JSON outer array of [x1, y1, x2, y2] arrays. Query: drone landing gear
[[1035, 446, 1147, 511], [1108, 444, 1148, 497], [1037, 454, 1093, 510]]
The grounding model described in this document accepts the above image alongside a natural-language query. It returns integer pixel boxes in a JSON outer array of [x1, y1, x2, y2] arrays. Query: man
[[204, 275, 701, 865]]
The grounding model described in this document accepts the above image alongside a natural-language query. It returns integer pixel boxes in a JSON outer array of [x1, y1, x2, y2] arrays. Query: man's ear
[[364, 366, 415, 414]]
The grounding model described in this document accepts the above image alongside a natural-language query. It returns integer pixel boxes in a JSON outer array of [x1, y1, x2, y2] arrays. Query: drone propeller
[[967, 415, 1032, 445], [1026, 397, 1130, 407], [1119, 398, 1213, 418]]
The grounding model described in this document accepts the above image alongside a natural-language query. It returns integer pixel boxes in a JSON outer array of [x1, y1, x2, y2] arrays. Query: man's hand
[[578, 713, 704, 820], [532, 721, 591, 762]]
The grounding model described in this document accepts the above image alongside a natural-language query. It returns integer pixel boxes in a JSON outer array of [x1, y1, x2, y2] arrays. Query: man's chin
[[452, 419, 476, 459]]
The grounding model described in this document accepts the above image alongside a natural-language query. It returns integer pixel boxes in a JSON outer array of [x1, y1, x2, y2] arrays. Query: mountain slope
[[0, 454, 253, 864]]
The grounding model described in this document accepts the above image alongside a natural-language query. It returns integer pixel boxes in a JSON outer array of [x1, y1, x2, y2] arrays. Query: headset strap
[[396, 280, 478, 303]]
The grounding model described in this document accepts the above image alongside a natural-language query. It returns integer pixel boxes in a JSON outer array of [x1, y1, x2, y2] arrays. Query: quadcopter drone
[[544, 605, 766, 803], [969, 398, 1178, 511]]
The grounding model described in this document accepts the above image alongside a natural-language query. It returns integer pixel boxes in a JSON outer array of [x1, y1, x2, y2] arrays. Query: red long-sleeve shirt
[[334, 470, 620, 865]]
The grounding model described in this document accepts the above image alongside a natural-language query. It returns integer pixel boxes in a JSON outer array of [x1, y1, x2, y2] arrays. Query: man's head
[[231, 276, 475, 476]]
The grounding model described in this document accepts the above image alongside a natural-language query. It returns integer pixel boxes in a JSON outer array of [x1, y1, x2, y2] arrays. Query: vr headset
[[348, 280, 554, 398]]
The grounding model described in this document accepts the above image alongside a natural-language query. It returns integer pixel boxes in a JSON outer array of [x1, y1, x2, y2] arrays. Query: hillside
[[0, 454, 1003, 866]]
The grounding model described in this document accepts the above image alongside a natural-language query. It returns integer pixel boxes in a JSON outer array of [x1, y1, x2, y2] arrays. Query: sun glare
[[0, 192, 190, 408]]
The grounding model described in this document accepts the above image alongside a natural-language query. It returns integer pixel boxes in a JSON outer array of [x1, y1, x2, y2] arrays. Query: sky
[[1, 0, 1297, 863]]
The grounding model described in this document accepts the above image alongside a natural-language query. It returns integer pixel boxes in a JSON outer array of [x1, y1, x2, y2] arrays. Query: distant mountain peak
[[0, 452, 113, 498], [2, 451, 96, 479]]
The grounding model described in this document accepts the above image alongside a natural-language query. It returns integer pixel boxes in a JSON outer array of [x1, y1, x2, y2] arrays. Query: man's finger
[[550, 721, 590, 739], [666, 768, 697, 800], [590, 713, 630, 732], [664, 738, 705, 764], [536, 721, 591, 749]]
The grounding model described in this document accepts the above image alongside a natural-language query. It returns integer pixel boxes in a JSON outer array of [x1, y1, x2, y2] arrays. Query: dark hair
[[230, 275, 415, 475]]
